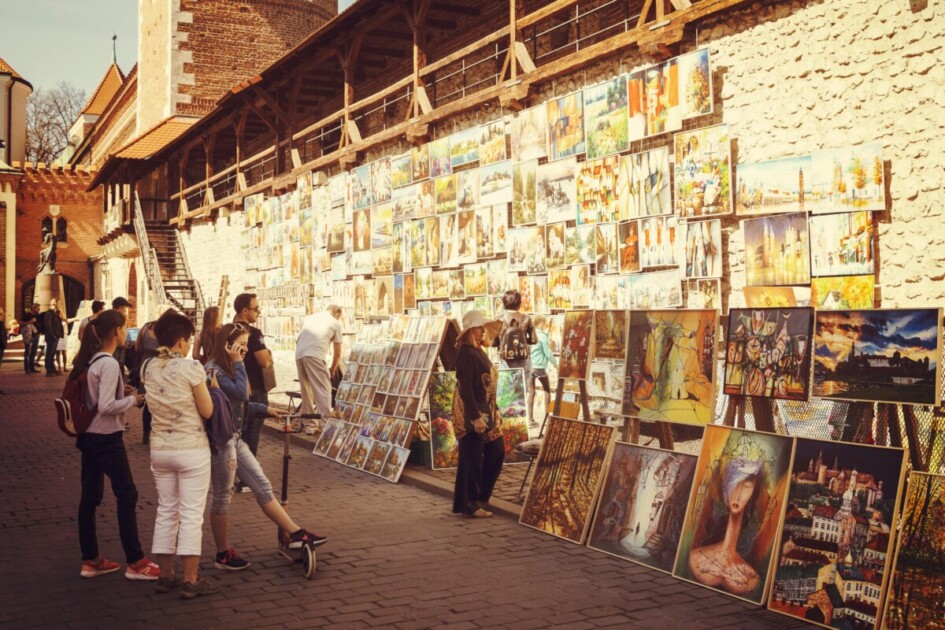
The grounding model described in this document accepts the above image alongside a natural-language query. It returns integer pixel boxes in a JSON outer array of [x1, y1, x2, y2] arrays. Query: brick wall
[[137, 0, 173, 135]]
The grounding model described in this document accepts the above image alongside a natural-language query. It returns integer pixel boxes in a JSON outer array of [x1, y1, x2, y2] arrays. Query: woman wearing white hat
[[451, 310, 505, 518]]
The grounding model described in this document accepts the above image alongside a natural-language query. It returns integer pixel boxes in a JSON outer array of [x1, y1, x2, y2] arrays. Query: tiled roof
[[113, 118, 198, 160], [82, 64, 125, 116], [0, 57, 31, 86]]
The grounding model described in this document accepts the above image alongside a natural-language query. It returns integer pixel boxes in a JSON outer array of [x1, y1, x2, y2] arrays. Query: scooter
[[276, 411, 321, 579]]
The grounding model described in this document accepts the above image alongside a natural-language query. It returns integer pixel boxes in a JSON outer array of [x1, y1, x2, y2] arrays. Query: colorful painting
[[588, 444, 698, 573], [546, 91, 585, 161], [622, 309, 717, 425], [577, 155, 618, 224], [390, 153, 412, 189], [616, 146, 672, 220], [479, 119, 507, 166], [743, 212, 811, 286], [351, 164, 372, 209], [743, 286, 798, 308], [583, 77, 629, 159], [497, 368, 530, 464], [810, 275, 875, 310], [512, 159, 537, 226], [810, 143, 886, 214], [565, 224, 596, 266], [683, 218, 722, 278], [674, 124, 732, 218], [464, 263, 487, 297], [639, 215, 679, 269], [618, 220, 641, 274], [677, 48, 713, 120], [628, 59, 681, 140], [883, 471, 945, 630], [768, 438, 907, 630], [674, 425, 795, 605], [352, 208, 371, 252], [549, 269, 571, 311], [435, 174, 457, 214], [511, 105, 547, 162], [519, 417, 615, 544], [559, 310, 594, 380], [536, 158, 577, 224], [812, 308, 942, 405], [686, 279, 721, 310], [371, 203, 393, 249], [428, 372, 458, 469], [736, 155, 812, 216], [379, 446, 410, 483], [809, 211, 874, 277], [450, 126, 480, 168], [429, 137, 451, 178], [479, 161, 513, 206], [593, 309, 627, 360], [724, 307, 814, 401]]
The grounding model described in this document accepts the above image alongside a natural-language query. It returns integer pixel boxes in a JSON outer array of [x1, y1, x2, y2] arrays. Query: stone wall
[[137, 0, 174, 134]]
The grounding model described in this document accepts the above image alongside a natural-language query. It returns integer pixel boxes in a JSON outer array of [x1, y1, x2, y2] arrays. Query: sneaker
[[214, 548, 251, 571], [180, 578, 220, 599], [288, 528, 329, 549], [155, 576, 182, 594], [125, 557, 161, 581], [234, 483, 251, 493], [80, 556, 121, 578]]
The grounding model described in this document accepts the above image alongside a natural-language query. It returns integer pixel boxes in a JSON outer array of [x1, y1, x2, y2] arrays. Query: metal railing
[[132, 193, 167, 309], [174, 227, 205, 317]]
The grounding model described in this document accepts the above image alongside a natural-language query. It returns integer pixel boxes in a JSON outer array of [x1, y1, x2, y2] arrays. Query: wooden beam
[[517, 0, 578, 29], [430, 2, 480, 17], [514, 40, 536, 73], [637, 0, 655, 28], [361, 45, 405, 57], [419, 26, 509, 77]]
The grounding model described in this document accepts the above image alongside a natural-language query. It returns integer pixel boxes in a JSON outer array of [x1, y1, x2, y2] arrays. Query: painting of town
[[767, 438, 907, 630], [674, 425, 795, 605], [809, 143, 886, 214], [809, 211, 875, 277], [674, 124, 732, 218], [882, 471, 945, 630], [810, 276, 875, 311], [742, 212, 811, 287], [735, 155, 812, 216], [724, 307, 814, 401], [812, 308, 942, 405], [622, 309, 717, 425], [588, 443, 697, 573]]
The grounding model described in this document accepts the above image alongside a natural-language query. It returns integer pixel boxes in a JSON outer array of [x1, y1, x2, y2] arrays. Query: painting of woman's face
[[727, 477, 755, 516]]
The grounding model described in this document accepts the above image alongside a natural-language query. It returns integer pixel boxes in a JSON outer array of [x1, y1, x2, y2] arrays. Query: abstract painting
[[683, 219, 722, 279], [428, 372, 458, 469], [511, 104, 548, 162], [628, 59, 680, 140], [810, 275, 875, 310], [724, 307, 814, 401], [674, 124, 732, 218], [519, 417, 615, 544], [559, 310, 594, 380], [616, 147, 672, 220], [537, 157, 577, 224], [593, 309, 627, 360], [583, 77, 629, 159], [809, 211, 874, 277], [576, 155, 619, 224], [768, 438, 907, 630], [810, 143, 886, 214], [812, 308, 942, 405], [743, 212, 811, 286], [588, 444, 697, 573], [546, 91, 585, 161], [621, 309, 717, 425], [497, 368, 529, 464], [735, 155, 812, 216], [674, 425, 795, 605]]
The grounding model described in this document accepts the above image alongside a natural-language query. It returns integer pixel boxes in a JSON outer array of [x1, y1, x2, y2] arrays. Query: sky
[[1, 1, 139, 96]]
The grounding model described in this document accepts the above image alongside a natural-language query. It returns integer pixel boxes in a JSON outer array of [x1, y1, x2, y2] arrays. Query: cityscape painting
[[742, 212, 811, 286], [809, 143, 886, 214], [735, 154, 812, 216], [809, 211, 875, 277]]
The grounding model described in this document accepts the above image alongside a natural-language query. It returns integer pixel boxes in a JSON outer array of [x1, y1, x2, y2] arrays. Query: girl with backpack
[[497, 290, 538, 425], [69, 309, 160, 581]]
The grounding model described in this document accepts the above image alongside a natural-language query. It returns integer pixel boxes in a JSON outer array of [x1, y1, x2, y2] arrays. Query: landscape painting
[[519, 417, 615, 544], [724, 307, 814, 401], [479, 119, 507, 165], [616, 147, 673, 220], [768, 438, 907, 630], [810, 275, 875, 310], [512, 159, 538, 226], [674, 124, 732, 218], [583, 76, 629, 159], [736, 154, 812, 216], [588, 444, 697, 573], [809, 211, 875, 277], [497, 368, 530, 463], [812, 308, 942, 405], [428, 372, 458, 469], [743, 212, 811, 286], [559, 310, 594, 380], [546, 91, 586, 161], [809, 143, 886, 214], [511, 104, 548, 161], [674, 425, 795, 605], [621, 309, 717, 425], [537, 157, 577, 224], [479, 161, 513, 206]]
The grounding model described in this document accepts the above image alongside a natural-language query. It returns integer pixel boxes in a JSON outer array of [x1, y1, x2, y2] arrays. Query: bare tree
[[26, 82, 86, 165]]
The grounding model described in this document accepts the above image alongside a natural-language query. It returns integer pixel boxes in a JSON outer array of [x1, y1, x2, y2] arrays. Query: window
[[41, 215, 68, 244]]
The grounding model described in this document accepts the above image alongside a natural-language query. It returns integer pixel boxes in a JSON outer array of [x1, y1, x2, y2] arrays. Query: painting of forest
[[520, 417, 616, 544], [593, 309, 627, 360], [498, 369, 530, 464], [588, 443, 697, 573], [883, 471, 945, 630], [428, 372, 458, 469]]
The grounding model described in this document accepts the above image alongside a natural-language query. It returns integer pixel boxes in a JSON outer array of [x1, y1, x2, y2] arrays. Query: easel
[[721, 395, 777, 433], [841, 401, 932, 472]]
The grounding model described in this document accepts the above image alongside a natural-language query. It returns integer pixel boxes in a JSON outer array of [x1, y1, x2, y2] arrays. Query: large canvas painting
[[588, 444, 697, 573], [546, 92, 585, 161], [768, 438, 907, 630], [674, 124, 732, 218], [810, 143, 886, 214], [810, 275, 875, 310], [883, 471, 945, 630], [428, 372, 458, 469], [583, 76, 629, 159], [809, 211, 874, 277], [743, 212, 811, 287], [519, 417, 615, 544], [497, 368, 529, 463], [621, 309, 717, 425], [674, 425, 795, 605], [559, 310, 594, 380], [616, 147, 672, 220], [735, 155, 812, 216], [724, 307, 814, 401], [812, 308, 942, 405]]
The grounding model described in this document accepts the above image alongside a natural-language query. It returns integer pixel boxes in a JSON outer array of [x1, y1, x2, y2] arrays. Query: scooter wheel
[[301, 544, 316, 579]]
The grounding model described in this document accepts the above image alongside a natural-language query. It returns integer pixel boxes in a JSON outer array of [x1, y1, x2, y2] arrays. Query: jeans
[[453, 434, 505, 514], [150, 448, 211, 556], [241, 389, 269, 457], [210, 435, 276, 514], [76, 432, 145, 563], [24, 336, 39, 372], [45, 334, 59, 373]]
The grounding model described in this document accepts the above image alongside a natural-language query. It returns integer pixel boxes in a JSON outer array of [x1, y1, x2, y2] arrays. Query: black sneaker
[[214, 548, 251, 571], [180, 578, 220, 599], [288, 528, 328, 549]]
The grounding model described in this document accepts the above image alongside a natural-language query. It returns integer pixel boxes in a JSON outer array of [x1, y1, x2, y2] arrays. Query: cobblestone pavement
[[0, 362, 814, 629]]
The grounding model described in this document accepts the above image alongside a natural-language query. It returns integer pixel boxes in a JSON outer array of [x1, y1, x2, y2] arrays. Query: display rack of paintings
[[767, 437, 907, 630]]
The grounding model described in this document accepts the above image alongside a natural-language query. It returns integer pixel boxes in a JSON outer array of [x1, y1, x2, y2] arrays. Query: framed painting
[[559, 310, 594, 380], [621, 309, 717, 425], [674, 425, 796, 605], [497, 368, 530, 463], [724, 307, 814, 401], [768, 438, 907, 630], [593, 309, 627, 360], [683, 218, 722, 279], [519, 417, 616, 544], [735, 154, 812, 216], [546, 91, 586, 161], [810, 143, 886, 214], [812, 308, 942, 405], [616, 146, 672, 220], [479, 119, 507, 165], [674, 124, 732, 218], [577, 155, 619, 224], [583, 76, 629, 159], [536, 157, 577, 225], [512, 159, 538, 226], [743, 212, 811, 287], [810, 275, 875, 310], [588, 443, 698, 573], [511, 104, 547, 162], [809, 211, 874, 277]]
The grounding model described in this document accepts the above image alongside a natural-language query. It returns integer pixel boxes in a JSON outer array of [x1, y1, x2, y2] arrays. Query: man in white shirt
[[78, 300, 105, 342], [295, 305, 343, 418]]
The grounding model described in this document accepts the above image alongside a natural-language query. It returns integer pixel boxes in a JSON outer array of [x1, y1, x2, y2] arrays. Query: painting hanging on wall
[[768, 437, 907, 630], [593, 309, 627, 360], [809, 211, 874, 277], [429, 137, 451, 178], [594, 221, 619, 275], [622, 309, 717, 425], [519, 417, 615, 544], [628, 59, 679, 140], [882, 471, 945, 630], [735, 154, 812, 216], [583, 76, 629, 159], [618, 220, 641, 274], [537, 158, 577, 224], [683, 219, 722, 279], [390, 153, 412, 189], [812, 308, 942, 405], [480, 119, 507, 165], [685, 279, 721, 310], [616, 147, 673, 220], [810, 275, 875, 310], [577, 156, 618, 224], [638, 215, 679, 269], [723, 307, 814, 401], [511, 104, 548, 162], [810, 142, 886, 214], [546, 91, 586, 161], [559, 310, 594, 380], [549, 269, 572, 311], [622, 268, 683, 309], [588, 443, 697, 573], [677, 48, 713, 120], [674, 124, 732, 218], [480, 161, 513, 206], [742, 212, 811, 287], [674, 425, 795, 605], [450, 126, 480, 169], [512, 159, 537, 226]]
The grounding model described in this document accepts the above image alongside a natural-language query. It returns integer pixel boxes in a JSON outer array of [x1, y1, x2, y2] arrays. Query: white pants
[[150, 448, 211, 556], [297, 356, 332, 418]]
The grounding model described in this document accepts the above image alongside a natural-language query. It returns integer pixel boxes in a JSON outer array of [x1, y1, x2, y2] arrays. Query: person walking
[[496, 290, 538, 424], [295, 305, 343, 419], [78, 300, 105, 342], [142, 309, 217, 598], [42, 298, 66, 376], [21, 304, 41, 373], [232, 293, 272, 463], [192, 306, 221, 365], [452, 310, 505, 519], [205, 323, 328, 571], [528, 315, 558, 429], [69, 309, 160, 581]]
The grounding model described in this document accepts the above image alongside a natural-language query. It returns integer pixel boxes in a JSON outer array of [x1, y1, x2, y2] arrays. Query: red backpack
[[55, 355, 112, 437]]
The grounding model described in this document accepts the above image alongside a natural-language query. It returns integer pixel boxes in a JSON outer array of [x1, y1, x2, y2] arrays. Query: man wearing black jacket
[[42, 299, 65, 376]]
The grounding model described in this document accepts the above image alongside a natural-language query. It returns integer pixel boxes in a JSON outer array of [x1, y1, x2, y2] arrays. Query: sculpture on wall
[[37, 233, 58, 275]]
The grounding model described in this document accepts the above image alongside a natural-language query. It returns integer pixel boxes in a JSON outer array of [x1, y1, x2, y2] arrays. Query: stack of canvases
[[517, 305, 942, 630]]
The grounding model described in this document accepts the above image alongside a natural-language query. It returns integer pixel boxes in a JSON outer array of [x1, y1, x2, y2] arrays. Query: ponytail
[[69, 310, 126, 380]]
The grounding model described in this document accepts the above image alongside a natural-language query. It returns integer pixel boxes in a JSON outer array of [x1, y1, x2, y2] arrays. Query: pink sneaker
[[80, 556, 121, 578], [125, 557, 161, 581]]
